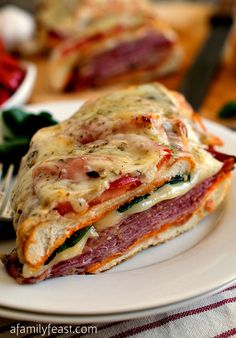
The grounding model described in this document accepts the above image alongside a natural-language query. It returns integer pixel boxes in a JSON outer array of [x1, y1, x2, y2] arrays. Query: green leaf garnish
[[218, 102, 236, 119], [0, 107, 58, 169], [2, 108, 57, 138]]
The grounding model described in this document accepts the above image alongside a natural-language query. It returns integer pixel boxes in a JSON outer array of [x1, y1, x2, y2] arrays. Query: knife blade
[[179, 7, 234, 111]]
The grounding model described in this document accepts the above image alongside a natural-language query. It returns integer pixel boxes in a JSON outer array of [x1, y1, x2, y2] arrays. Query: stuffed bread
[[2, 83, 235, 283]]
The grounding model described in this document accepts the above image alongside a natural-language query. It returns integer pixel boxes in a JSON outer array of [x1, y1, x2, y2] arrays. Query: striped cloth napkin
[[0, 284, 236, 338]]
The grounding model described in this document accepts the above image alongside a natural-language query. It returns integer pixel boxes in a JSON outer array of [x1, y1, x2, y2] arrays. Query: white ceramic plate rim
[[0, 100, 235, 323], [0, 278, 235, 324]]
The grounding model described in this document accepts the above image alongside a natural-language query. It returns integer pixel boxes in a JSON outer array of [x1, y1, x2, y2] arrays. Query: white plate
[[1, 62, 37, 109], [0, 101, 235, 324]]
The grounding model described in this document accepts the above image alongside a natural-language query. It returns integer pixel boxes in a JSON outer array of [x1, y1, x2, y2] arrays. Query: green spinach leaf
[[45, 226, 91, 265], [0, 107, 58, 169], [117, 194, 150, 213]]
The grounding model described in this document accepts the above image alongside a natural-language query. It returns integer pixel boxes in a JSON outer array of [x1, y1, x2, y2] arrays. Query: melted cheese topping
[[12, 83, 224, 273], [32, 134, 169, 212], [13, 87, 186, 220]]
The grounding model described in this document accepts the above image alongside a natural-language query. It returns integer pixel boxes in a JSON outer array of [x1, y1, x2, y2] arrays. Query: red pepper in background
[[0, 53, 21, 69], [0, 38, 25, 106], [0, 87, 11, 105], [0, 68, 25, 91], [0, 39, 5, 51]]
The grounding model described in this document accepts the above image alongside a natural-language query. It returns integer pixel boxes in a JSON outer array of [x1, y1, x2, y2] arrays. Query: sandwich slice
[[2, 83, 235, 284], [45, 0, 182, 91], [37, 0, 158, 47]]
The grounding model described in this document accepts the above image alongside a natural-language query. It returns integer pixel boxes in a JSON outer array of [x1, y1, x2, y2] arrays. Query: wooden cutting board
[[27, 3, 236, 128]]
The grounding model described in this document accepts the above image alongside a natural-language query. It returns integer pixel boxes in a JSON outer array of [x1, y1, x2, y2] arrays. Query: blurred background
[[0, 0, 218, 12], [0, 0, 235, 129]]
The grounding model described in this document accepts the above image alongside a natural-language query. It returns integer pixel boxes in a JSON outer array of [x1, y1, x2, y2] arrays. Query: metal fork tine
[[0, 164, 14, 216]]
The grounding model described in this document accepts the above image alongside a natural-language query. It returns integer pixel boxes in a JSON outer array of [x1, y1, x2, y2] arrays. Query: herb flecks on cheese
[[13, 84, 222, 224], [11, 83, 223, 271]]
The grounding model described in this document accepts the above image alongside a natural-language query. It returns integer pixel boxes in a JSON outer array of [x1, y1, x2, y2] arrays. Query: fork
[[0, 164, 16, 240]]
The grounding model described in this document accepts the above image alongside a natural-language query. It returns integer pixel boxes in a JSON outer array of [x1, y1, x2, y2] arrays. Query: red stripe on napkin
[[214, 328, 236, 338], [110, 297, 236, 338], [222, 285, 236, 292]]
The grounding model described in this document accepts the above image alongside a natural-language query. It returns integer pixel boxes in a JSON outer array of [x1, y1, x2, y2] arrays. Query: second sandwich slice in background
[[36, 0, 182, 91]]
